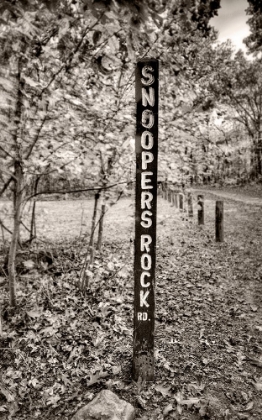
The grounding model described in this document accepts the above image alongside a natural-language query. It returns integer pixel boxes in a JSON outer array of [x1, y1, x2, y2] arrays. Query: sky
[[211, 0, 250, 52]]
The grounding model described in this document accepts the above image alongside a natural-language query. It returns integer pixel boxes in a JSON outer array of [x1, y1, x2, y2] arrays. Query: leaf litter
[[0, 194, 262, 419]]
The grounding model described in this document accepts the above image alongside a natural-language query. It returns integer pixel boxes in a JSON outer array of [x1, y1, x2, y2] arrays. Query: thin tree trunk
[[78, 192, 100, 291], [8, 161, 23, 307], [89, 192, 100, 249], [255, 137, 262, 176], [250, 142, 256, 179], [0, 221, 5, 247], [30, 178, 39, 241], [8, 41, 24, 307], [97, 204, 106, 251], [30, 201, 36, 240]]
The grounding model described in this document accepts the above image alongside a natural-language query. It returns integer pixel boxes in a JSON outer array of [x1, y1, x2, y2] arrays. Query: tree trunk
[[30, 178, 39, 241], [97, 204, 106, 251], [89, 192, 100, 248], [8, 161, 24, 307], [30, 201, 36, 241], [8, 40, 25, 307], [255, 146, 262, 176]]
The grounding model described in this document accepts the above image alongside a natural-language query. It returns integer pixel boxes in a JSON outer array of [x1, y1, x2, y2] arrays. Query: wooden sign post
[[133, 58, 159, 381], [215, 200, 224, 242], [188, 193, 193, 218]]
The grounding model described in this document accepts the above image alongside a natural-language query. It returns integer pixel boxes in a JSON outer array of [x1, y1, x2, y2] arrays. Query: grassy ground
[[0, 191, 262, 419], [0, 198, 134, 244]]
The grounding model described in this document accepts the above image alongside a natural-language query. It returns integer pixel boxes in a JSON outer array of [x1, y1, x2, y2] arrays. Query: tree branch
[[25, 102, 49, 159], [27, 179, 134, 200], [40, 14, 105, 96]]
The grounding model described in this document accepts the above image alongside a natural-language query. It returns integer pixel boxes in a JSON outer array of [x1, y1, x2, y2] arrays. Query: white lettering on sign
[[140, 290, 150, 307], [142, 151, 154, 170], [141, 254, 152, 270], [141, 172, 153, 189], [142, 110, 154, 129], [141, 235, 152, 252], [142, 87, 155, 107], [138, 63, 157, 318], [141, 65, 155, 86], [140, 272, 150, 287], [137, 312, 148, 320], [141, 191, 153, 210], [141, 211, 152, 228], [141, 131, 154, 150]]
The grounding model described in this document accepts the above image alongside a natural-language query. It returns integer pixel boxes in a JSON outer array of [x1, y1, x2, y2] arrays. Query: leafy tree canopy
[[244, 0, 262, 55], [190, 0, 220, 33]]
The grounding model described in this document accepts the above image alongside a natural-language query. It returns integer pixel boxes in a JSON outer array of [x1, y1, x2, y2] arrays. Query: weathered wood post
[[164, 181, 168, 200], [179, 193, 184, 212], [168, 188, 172, 203], [188, 192, 193, 218], [133, 58, 159, 381], [215, 200, 224, 242], [171, 191, 175, 206], [197, 194, 204, 225], [174, 193, 178, 208]]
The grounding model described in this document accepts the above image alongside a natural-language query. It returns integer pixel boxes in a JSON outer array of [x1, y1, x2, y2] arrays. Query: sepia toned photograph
[[0, 0, 262, 419]]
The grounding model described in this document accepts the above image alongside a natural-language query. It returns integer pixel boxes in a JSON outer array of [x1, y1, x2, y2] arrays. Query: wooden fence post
[[174, 193, 178, 208], [215, 200, 224, 242], [171, 191, 175, 206], [133, 58, 158, 381], [168, 189, 172, 203], [163, 180, 167, 200], [197, 195, 204, 225], [188, 192, 193, 217], [179, 193, 184, 212]]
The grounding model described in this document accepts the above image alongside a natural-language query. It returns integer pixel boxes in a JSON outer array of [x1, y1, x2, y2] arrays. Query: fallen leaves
[[155, 384, 172, 397], [0, 382, 15, 402], [26, 308, 42, 318], [86, 369, 109, 387], [253, 377, 262, 391], [246, 356, 262, 368], [1, 196, 262, 420]]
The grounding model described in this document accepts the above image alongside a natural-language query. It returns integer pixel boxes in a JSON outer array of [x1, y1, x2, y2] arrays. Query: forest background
[[1, 0, 262, 418], [1, 0, 262, 304]]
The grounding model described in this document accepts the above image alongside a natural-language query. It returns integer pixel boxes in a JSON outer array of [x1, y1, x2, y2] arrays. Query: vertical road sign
[[133, 58, 159, 381]]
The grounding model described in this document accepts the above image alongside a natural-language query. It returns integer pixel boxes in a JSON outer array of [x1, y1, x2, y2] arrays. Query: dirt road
[[193, 187, 262, 206]]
